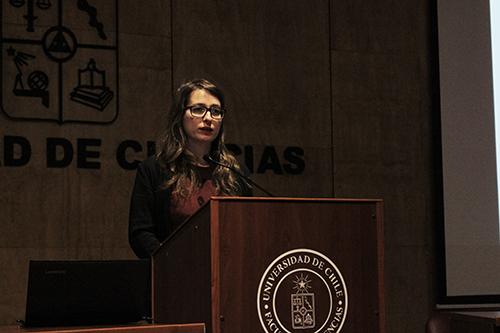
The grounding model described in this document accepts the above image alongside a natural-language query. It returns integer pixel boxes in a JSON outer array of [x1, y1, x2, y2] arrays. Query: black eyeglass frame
[[184, 104, 225, 120]]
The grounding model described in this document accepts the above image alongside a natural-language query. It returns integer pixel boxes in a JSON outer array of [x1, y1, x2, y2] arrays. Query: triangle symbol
[[48, 31, 71, 53]]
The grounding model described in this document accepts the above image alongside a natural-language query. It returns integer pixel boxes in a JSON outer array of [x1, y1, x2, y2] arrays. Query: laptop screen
[[24, 260, 151, 327]]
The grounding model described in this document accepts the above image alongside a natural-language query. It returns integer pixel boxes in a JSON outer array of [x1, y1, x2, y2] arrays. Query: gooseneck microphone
[[203, 154, 275, 197]]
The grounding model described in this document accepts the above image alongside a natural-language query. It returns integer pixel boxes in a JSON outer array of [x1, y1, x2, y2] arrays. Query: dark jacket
[[128, 156, 252, 258], [128, 157, 172, 258]]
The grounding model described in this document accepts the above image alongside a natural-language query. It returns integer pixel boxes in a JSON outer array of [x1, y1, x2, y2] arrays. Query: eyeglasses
[[185, 104, 225, 120]]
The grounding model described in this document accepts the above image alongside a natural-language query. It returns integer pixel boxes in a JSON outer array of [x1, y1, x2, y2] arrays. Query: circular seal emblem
[[257, 249, 348, 333]]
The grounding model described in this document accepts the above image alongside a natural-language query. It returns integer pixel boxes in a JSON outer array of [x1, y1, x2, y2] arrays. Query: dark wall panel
[[332, 0, 437, 332], [0, 1, 437, 333], [172, 0, 333, 197], [0, 0, 171, 324]]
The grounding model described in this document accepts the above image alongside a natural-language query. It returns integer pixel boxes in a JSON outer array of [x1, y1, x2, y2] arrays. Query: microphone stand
[[203, 155, 275, 197]]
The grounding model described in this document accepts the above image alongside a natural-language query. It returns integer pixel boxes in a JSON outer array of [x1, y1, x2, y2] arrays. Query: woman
[[128, 79, 250, 258]]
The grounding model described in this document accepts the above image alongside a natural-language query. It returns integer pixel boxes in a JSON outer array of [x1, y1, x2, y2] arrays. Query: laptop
[[23, 260, 151, 327]]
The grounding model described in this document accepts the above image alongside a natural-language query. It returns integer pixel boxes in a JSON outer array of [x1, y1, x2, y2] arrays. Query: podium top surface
[[209, 196, 383, 203], [0, 323, 205, 333]]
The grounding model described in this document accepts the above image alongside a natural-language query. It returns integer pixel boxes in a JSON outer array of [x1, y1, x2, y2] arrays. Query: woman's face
[[182, 89, 223, 148]]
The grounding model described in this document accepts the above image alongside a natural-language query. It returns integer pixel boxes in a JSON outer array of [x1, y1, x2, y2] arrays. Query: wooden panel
[[330, 2, 437, 333], [215, 198, 384, 333], [152, 198, 384, 333], [0, 0, 171, 325], [171, 0, 333, 197], [153, 206, 212, 328], [331, 0, 423, 52], [0, 323, 205, 333], [228, 144, 333, 197]]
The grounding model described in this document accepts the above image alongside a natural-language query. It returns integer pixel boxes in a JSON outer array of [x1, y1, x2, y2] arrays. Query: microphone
[[203, 154, 275, 197]]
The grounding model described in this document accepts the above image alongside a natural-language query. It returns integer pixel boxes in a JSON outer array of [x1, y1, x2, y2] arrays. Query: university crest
[[291, 274, 316, 329], [257, 248, 348, 333], [1, 0, 118, 124]]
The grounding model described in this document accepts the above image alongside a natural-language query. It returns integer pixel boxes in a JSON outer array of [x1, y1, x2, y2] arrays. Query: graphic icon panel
[[70, 58, 113, 111], [1, 0, 118, 124]]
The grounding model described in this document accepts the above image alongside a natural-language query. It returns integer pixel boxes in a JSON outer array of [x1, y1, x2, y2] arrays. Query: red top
[[169, 165, 216, 228]]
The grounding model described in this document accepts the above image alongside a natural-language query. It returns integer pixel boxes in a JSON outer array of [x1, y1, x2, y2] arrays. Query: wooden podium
[[152, 197, 384, 333]]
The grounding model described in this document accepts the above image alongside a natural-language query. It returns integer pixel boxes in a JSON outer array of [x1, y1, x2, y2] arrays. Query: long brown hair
[[156, 79, 247, 199]]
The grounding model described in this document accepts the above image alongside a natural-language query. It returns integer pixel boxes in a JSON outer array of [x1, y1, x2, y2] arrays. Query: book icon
[[70, 58, 113, 111]]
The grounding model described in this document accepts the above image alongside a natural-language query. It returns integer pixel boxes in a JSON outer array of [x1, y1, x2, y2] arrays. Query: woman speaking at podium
[[128, 79, 250, 259]]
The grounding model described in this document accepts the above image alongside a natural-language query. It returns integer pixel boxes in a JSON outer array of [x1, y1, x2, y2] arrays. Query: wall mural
[[1, 0, 118, 124], [0, 1, 307, 176]]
